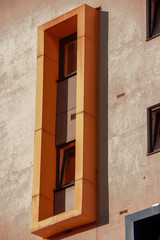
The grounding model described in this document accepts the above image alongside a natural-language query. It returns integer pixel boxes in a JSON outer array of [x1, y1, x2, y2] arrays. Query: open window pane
[[59, 146, 75, 186], [62, 147, 75, 185], [57, 142, 75, 188]]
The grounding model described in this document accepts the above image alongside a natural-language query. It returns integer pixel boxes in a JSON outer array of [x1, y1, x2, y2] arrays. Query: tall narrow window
[[148, 104, 160, 153], [54, 33, 77, 215], [148, 0, 160, 38]]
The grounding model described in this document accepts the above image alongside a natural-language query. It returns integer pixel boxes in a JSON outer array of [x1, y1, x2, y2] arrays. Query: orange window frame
[[31, 4, 99, 239]]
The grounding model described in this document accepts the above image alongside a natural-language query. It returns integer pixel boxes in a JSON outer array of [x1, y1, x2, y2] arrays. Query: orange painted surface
[[31, 4, 99, 238]]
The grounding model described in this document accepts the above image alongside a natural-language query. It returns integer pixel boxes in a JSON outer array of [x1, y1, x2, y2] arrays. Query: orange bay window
[[31, 4, 99, 239]]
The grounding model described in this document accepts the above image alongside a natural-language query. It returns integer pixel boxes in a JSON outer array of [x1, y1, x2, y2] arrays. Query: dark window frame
[[59, 32, 77, 80], [147, 0, 160, 39], [147, 103, 160, 154]]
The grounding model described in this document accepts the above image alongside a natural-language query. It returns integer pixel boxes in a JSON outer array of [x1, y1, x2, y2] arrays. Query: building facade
[[1, 0, 160, 239]]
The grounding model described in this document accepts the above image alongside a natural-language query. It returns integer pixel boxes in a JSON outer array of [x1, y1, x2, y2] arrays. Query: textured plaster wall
[[0, 0, 160, 240], [108, 0, 160, 239]]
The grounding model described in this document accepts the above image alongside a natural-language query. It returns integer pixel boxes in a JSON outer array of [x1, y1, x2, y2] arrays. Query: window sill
[[147, 149, 160, 156], [146, 33, 160, 41], [57, 71, 77, 82], [54, 181, 75, 192]]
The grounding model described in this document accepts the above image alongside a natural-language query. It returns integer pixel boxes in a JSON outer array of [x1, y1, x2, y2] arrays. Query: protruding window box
[[31, 4, 99, 239]]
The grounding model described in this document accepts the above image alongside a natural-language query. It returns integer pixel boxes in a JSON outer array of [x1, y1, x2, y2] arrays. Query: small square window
[[147, 0, 160, 38], [148, 104, 160, 154]]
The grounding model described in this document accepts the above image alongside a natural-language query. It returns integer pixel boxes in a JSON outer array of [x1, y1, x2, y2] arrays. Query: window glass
[[64, 39, 77, 76], [59, 33, 77, 79], [58, 144, 75, 187], [152, 109, 160, 151], [149, 0, 160, 37], [62, 147, 75, 185], [148, 105, 160, 153]]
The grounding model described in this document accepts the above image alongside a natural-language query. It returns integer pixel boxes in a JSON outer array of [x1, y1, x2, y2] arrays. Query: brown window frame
[[147, 103, 160, 154], [147, 0, 160, 39], [59, 33, 77, 80], [56, 141, 75, 189]]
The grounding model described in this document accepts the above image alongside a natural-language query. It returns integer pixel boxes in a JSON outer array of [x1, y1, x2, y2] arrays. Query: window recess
[[56, 33, 77, 146], [125, 206, 160, 240], [148, 104, 160, 154], [134, 214, 160, 240], [148, 0, 160, 38], [55, 32, 77, 215]]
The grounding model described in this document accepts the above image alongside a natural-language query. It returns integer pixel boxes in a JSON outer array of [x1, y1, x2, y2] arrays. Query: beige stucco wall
[[0, 0, 160, 239]]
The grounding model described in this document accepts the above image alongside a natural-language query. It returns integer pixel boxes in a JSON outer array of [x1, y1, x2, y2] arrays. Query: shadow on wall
[[98, 10, 109, 227]]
